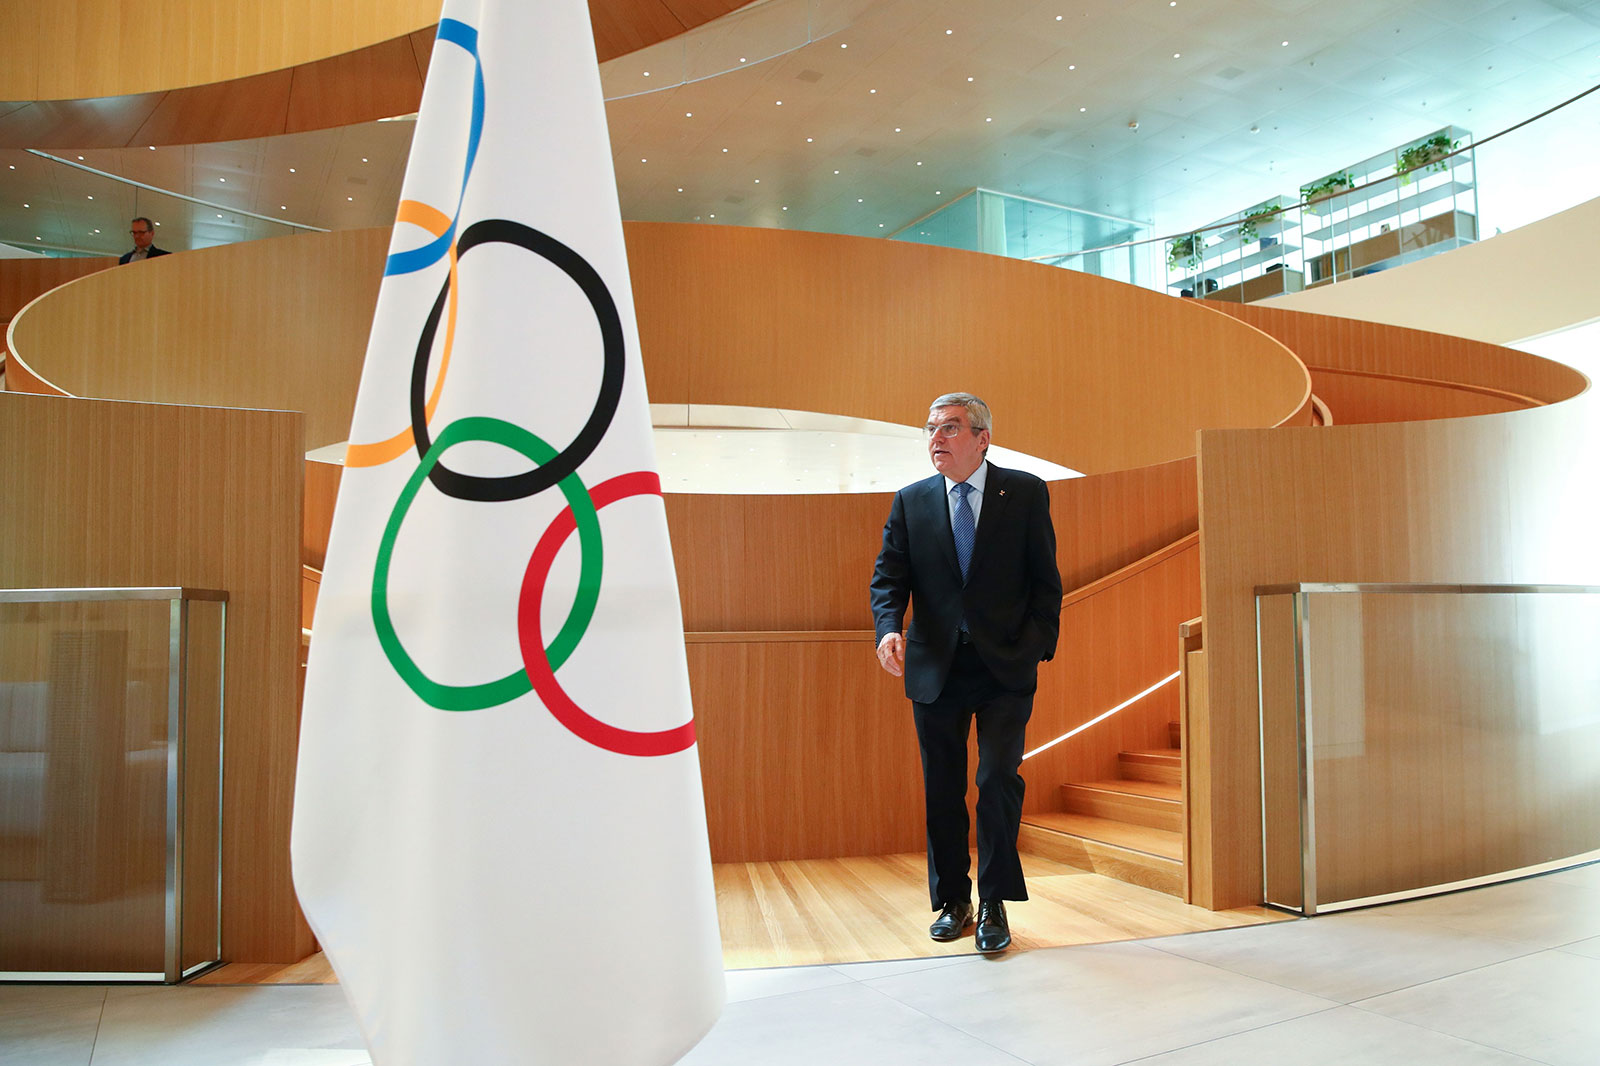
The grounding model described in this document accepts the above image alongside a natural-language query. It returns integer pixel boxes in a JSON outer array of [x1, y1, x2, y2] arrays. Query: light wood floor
[[199, 851, 1288, 984]]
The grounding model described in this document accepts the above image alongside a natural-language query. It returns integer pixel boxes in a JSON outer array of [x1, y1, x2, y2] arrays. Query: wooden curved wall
[[0, 0, 750, 148], [9, 223, 1314, 468], [1194, 383, 1600, 909]]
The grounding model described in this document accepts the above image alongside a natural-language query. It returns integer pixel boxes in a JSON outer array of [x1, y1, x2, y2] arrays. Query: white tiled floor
[[4, 864, 1598, 1066]]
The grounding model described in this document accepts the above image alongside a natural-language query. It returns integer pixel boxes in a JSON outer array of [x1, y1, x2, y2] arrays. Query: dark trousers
[[912, 640, 1033, 909]]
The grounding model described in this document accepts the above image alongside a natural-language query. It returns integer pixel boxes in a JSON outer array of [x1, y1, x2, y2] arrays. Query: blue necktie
[[953, 481, 975, 582]]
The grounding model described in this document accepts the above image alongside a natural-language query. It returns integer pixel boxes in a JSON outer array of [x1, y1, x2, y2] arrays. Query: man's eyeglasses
[[924, 421, 970, 439]]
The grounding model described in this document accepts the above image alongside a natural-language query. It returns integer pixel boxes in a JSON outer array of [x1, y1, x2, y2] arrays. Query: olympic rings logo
[[346, 17, 695, 757]]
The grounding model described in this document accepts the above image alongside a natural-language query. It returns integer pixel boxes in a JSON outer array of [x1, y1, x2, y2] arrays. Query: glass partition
[[891, 188, 1152, 286], [0, 587, 225, 982], [1257, 583, 1600, 915]]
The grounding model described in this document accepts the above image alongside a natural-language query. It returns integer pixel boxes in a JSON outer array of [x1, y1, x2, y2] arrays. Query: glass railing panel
[[0, 587, 225, 982], [1257, 583, 1600, 915]]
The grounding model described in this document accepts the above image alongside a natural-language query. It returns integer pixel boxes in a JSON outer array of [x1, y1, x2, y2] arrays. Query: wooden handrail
[[1306, 364, 1544, 408], [1061, 530, 1199, 611]]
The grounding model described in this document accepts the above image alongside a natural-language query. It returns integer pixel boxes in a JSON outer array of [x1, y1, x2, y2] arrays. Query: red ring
[[517, 471, 697, 756]]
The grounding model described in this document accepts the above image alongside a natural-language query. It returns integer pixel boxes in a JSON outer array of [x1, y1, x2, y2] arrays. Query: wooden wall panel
[[1195, 384, 1600, 909], [689, 637, 924, 862], [0, 257, 117, 321], [0, 391, 309, 962]]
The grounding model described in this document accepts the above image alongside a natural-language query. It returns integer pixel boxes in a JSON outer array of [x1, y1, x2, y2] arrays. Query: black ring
[[409, 218, 626, 502]]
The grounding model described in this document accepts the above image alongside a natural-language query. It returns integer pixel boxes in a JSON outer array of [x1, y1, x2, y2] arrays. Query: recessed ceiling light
[[879, 223, 885, 227], [967, 76, 974, 82], [806, 137, 814, 142], [87, 194, 94, 200], [22, 203, 29, 208], [643, 71, 650, 77], [1069, 64, 1076, 70], [1080, 106, 1087, 112], [1173, 52, 1181, 58], [722, 147, 729, 152], [857, 198, 864, 202], [280, 205, 287, 209], [834, 169, 840, 174], [936, 190, 942, 195], [1055, 14, 1063, 20], [93, 228, 99, 233], [6, 165, 12, 169], [986, 117, 992, 122], [77, 155, 84, 160], [346, 196, 353, 201], [776, 100, 783, 105], [840, 42, 847, 48], [1281, 40, 1289, 46], [216, 213, 223, 217], [641, 158, 647, 162], [685, 112, 693, 117], [148, 145, 155, 150], [782, 206, 788, 210], [219, 177, 226, 182], [289, 167, 296, 173], [34, 236, 39, 240], [894, 127, 902, 132], [945, 29, 953, 35], [754, 178, 760, 183], [710, 213, 716, 217], [739, 57, 747, 63], [677, 187, 684, 192], [870, 88, 877, 93], [362, 157, 368, 162], [154, 221, 160, 225], [916, 161, 923, 165]]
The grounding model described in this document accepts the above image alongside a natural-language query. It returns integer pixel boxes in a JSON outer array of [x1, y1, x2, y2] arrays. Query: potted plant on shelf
[[1237, 202, 1280, 245], [1397, 134, 1458, 184], [1300, 172, 1353, 212], [1167, 233, 1203, 272]]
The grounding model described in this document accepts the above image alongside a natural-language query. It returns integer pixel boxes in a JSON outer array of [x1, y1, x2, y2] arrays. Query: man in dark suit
[[870, 392, 1062, 953], [119, 218, 170, 264]]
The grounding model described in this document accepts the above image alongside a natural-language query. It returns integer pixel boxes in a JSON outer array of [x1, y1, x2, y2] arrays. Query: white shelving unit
[[1165, 195, 1303, 302], [1300, 125, 1476, 286]]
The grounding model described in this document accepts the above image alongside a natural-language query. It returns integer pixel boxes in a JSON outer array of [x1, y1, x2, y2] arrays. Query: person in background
[[119, 218, 170, 264]]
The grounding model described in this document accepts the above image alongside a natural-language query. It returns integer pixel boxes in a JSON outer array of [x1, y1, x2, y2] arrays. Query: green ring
[[371, 415, 602, 710]]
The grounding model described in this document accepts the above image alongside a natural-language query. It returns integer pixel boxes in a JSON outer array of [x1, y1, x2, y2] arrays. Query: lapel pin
[[998, 489, 1006, 497]]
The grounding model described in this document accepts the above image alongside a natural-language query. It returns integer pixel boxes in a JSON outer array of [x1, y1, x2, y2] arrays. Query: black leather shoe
[[928, 900, 973, 941], [975, 900, 1010, 953]]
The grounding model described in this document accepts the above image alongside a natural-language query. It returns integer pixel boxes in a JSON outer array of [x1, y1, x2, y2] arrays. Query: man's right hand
[[876, 633, 905, 677]]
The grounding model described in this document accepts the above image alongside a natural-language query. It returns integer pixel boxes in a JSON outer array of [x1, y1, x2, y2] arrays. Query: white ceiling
[[1, 0, 1597, 259]]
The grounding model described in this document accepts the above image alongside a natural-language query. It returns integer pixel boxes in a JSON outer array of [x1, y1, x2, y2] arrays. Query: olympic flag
[[290, 1, 724, 1062]]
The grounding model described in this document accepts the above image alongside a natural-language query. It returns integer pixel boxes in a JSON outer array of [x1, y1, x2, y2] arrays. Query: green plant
[[1167, 233, 1202, 271], [1397, 134, 1458, 183], [1300, 173, 1354, 212], [1237, 203, 1279, 244]]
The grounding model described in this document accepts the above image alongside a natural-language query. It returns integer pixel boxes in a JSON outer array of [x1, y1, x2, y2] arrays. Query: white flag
[[290, 1, 725, 1062]]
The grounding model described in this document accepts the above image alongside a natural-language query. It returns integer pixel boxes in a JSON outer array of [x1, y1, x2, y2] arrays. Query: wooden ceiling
[[0, 0, 747, 149]]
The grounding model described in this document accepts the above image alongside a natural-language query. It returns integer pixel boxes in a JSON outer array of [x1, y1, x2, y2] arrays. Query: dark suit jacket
[[118, 246, 170, 265], [870, 462, 1063, 704]]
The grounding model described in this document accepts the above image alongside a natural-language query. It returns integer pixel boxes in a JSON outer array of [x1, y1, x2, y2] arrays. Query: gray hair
[[928, 392, 992, 434]]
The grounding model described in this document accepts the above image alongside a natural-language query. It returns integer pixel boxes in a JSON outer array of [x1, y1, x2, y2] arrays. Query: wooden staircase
[[1019, 735, 1185, 897]]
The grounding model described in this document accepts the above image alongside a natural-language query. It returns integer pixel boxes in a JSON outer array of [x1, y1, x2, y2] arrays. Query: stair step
[[1019, 813, 1184, 897], [1119, 748, 1182, 785], [1061, 779, 1182, 831]]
